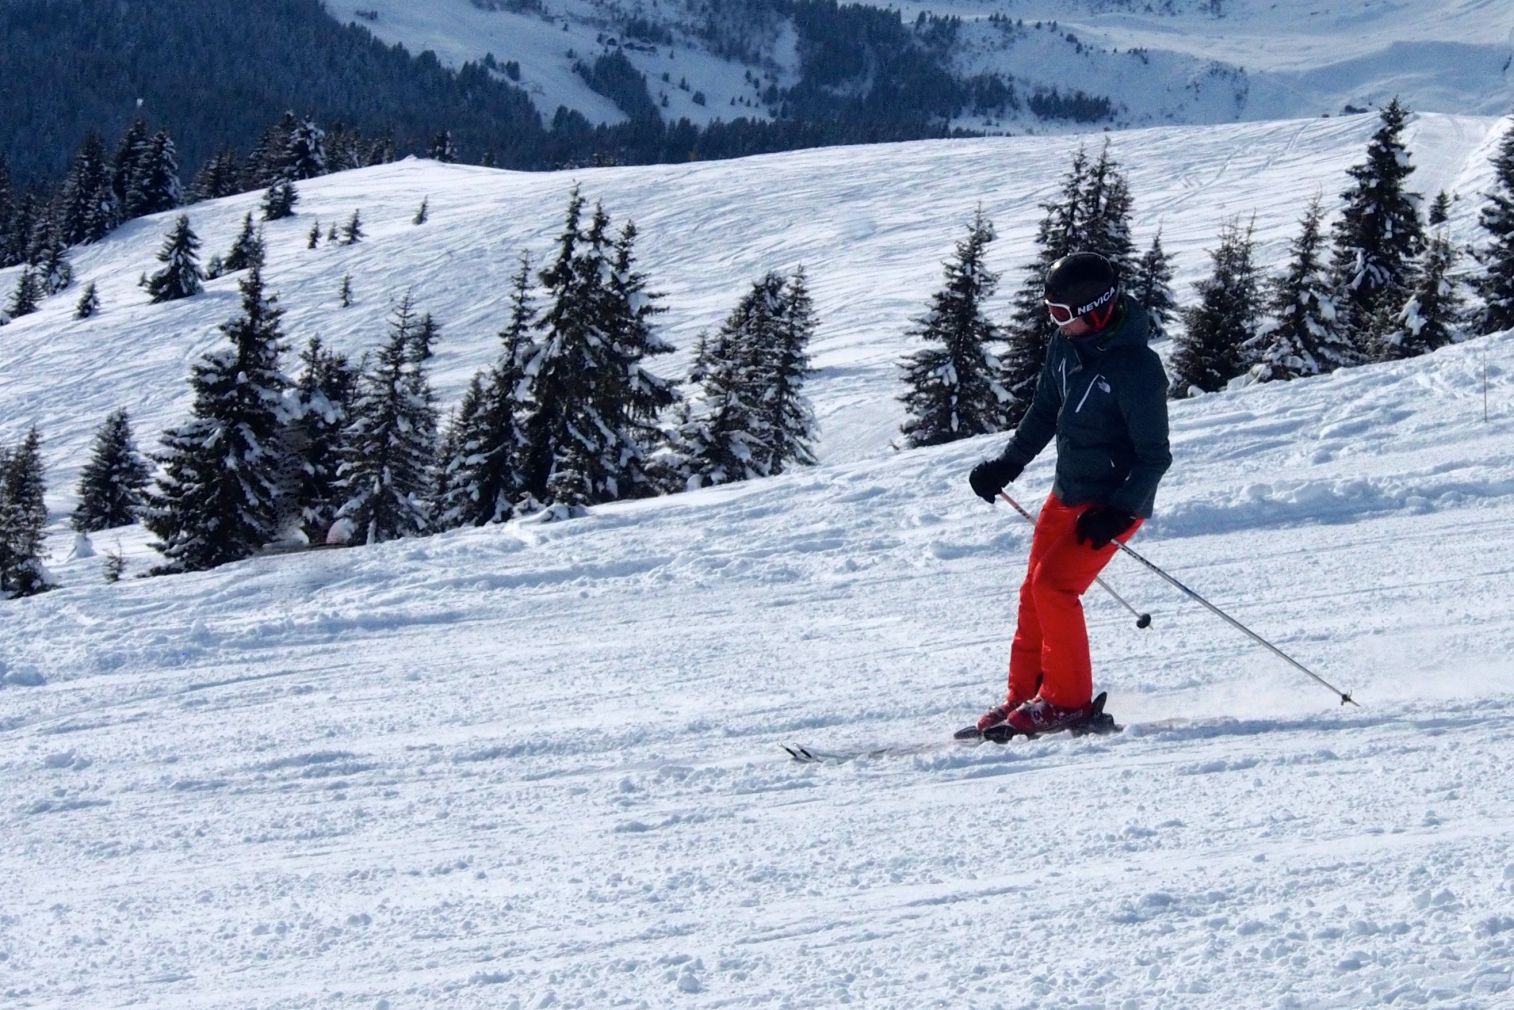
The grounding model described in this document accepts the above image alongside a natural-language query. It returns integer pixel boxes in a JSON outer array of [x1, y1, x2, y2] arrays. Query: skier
[[967, 251, 1171, 736]]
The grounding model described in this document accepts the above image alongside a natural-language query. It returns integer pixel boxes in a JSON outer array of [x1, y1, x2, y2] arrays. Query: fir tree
[[223, 212, 265, 273], [339, 274, 354, 307], [1378, 231, 1462, 359], [899, 208, 1006, 448], [326, 222, 339, 244], [287, 336, 357, 543], [72, 409, 152, 532], [143, 266, 290, 572], [666, 278, 780, 489], [33, 229, 73, 295], [56, 132, 118, 246], [283, 118, 327, 180], [2, 268, 43, 322], [429, 130, 457, 163], [125, 129, 183, 218], [759, 266, 819, 474], [413, 197, 429, 225], [341, 209, 364, 245], [109, 119, 150, 216], [1251, 196, 1353, 382], [1078, 141, 1138, 280], [437, 255, 535, 527], [1329, 98, 1426, 350], [74, 281, 100, 319], [261, 180, 299, 221], [1170, 218, 1263, 396], [187, 147, 242, 204], [307, 220, 321, 249], [1476, 119, 1514, 335], [144, 215, 205, 303], [0, 155, 13, 266], [332, 297, 437, 544], [1428, 191, 1452, 227], [1129, 231, 1178, 341], [0, 427, 51, 596]]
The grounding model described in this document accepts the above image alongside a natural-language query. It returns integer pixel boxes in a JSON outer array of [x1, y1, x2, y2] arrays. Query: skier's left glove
[[969, 455, 1022, 503], [1075, 506, 1135, 549]]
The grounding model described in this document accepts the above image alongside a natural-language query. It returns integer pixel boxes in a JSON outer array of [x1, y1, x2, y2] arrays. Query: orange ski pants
[[1007, 494, 1143, 709]]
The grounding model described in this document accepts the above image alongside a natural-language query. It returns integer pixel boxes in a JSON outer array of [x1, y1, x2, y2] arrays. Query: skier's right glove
[[969, 454, 1023, 504]]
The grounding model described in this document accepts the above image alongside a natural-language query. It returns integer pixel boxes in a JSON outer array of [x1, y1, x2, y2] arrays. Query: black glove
[[1075, 506, 1136, 549], [968, 455, 1023, 504]]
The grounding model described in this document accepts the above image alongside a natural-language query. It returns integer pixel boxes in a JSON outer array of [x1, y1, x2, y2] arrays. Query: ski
[[782, 738, 976, 764]]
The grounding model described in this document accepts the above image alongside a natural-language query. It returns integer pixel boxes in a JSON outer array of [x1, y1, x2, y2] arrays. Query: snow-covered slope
[[344, 0, 1514, 130], [3, 113, 1514, 1008]]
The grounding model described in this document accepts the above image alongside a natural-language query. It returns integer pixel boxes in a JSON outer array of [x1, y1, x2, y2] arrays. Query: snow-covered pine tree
[[1129, 231, 1178, 341], [1002, 147, 1093, 425], [56, 132, 117, 246], [32, 228, 73, 295], [125, 129, 183, 218], [261, 181, 299, 222], [144, 215, 204, 303], [0, 155, 15, 266], [283, 118, 327, 180], [665, 275, 781, 490], [1251, 195, 1353, 382], [1079, 141, 1138, 280], [437, 255, 535, 527], [413, 198, 429, 225], [223, 213, 265, 273], [598, 219, 678, 497], [142, 265, 290, 572], [71, 409, 152, 532], [0, 427, 51, 596], [339, 274, 354, 307], [187, 147, 242, 204], [308, 220, 321, 249], [3, 268, 42, 322], [429, 130, 456, 163], [75, 280, 100, 319], [1428, 191, 1452, 227], [331, 296, 437, 544], [1170, 218, 1263, 396], [286, 336, 357, 543], [109, 119, 150, 216], [899, 208, 1007, 448], [1329, 98, 1426, 351], [1476, 119, 1514, 335], [1378, 231, 1462, 359], [433, 375, 485, 530], [3, 190, 42, 270], [520, 190, 637, 508], [758, 266, 819, 474]]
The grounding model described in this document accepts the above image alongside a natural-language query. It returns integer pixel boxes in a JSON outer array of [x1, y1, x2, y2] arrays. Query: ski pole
[[1108, 533, 1359, 708], [997, 492, 1152, 629]]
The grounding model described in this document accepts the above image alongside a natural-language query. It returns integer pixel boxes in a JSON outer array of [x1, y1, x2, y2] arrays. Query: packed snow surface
[[4, 114, 1514, 1007]]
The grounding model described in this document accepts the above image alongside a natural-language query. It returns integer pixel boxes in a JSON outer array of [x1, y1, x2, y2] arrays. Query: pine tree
[[223, 213, 265, 273], [143, 266, 290, 572], [308, 220, 322, 249], [261, 180, 300, 221], [1428, 191, 1452, 226], [125, 129, 183, 218], [429, 130, 457, 163], [287, 336, 357, 543], [1129, 231, 1178, 341], [56, 132, 118, 246], [0, 155, 14, 266], [4, 190, 43, 270], [339, 274, 354, 307], [1378, 231, 1462, 359], [72, 409, 152, 532], [109, 119, 150, 217], [33, 228, 73, 295], [1170, 218, 1264, 396], [1329, 98, 1426, 351], [341, 210, 364, 245], [1476, 119, 1514, 335], [283, 118, 327, 180], [187, 147, 242, 203], [74, 281, 100, 319], [666, 278, 780, 490], [1001, 147, 1095, 424], [331, 297, 437, 544], [899, 208, 1006, 448], [0, 427, 51, 596], [1078, 141, 1138, 280], [437, 255, 535, 527], [759, 266, 819, 474], [1251, 196, 1353, 382], [2, 268, 43, 322], [413, 198, 429, 225], [144, 215, 204, 302]]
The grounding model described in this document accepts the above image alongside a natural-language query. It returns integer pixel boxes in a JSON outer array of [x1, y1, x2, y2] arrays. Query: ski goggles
[[1044, 285, 1117, 326]]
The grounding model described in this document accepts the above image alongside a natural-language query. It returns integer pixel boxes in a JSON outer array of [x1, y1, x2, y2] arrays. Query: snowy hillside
[[345, 0, 1514, 130], [4, 113, 1514, 1008]]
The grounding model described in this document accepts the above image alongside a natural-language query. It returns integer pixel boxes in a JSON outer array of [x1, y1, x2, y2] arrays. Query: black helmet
[[1044, 251, 1119, 330]]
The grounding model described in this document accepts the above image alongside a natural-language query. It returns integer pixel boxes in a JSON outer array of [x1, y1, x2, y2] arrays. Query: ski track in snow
[[3, 115, 1514, 1007]]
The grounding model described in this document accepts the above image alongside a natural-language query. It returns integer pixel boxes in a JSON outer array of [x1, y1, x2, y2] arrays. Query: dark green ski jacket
[[1000, 297, 1172, 518]]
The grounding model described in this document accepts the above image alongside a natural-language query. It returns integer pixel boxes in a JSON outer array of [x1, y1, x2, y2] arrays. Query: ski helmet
[[1044, 251, 1119, 332]]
